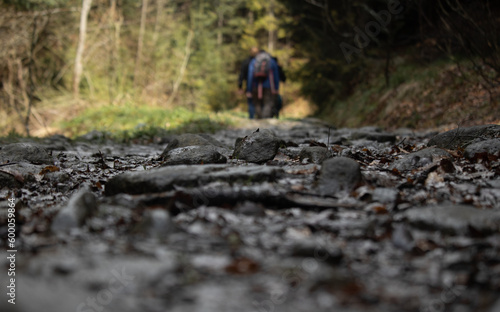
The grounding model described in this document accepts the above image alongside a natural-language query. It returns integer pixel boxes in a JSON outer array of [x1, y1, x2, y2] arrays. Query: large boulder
[[232, 129, 281, 164], [428, 124, 500, 149]]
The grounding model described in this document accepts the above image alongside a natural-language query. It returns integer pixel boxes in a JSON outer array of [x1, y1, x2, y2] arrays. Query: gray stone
[[232, 129, 281, 164], [105, 164, 283, 196], [161, 146, 227, 166], [391, 147, 452, 172], [317, 157, 362, 196], [372, 187, 400, 205], [161, 133, 233, 159], [401, 204, 500, 235], [0, 143, 53, 165], [280, 147, 302, 159], [464, 138, 500, 159], [135, 209, 173, 237], [51, 187, 98, 232], [299, 146, 329, 164], [428, 124, 500, 149]]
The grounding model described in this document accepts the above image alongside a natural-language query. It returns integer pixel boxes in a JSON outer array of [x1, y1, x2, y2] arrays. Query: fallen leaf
[[39, 165, 60, 175], [225, 257, 259, 275]]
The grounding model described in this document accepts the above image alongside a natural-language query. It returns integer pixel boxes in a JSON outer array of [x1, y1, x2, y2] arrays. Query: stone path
[[1, 119, 500, 312]]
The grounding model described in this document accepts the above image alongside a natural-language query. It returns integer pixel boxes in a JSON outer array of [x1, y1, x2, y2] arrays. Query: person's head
[[250, 46, 259, 57]]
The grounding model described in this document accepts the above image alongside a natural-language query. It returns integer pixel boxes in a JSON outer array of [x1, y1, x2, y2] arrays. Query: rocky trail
[[1, 119, 500, 312]]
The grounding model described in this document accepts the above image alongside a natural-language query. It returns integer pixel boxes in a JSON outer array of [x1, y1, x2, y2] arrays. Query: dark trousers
[[247, 97, 255, 119], [252, 87, 274, 119]]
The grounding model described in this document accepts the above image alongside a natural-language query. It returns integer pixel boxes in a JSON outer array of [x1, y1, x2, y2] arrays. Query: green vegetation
[[61, 105, 239, 141], [0, 0, 301, 137]]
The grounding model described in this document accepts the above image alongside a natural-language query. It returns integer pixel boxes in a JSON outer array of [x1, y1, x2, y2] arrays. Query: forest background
[[0, 0, 499, 139]]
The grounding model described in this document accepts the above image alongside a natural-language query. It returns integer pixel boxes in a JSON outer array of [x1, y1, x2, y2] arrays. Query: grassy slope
[[322, 57, 500, 131]]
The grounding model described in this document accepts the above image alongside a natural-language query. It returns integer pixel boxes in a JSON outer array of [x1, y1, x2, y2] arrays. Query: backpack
[[253, 52, 272, 80]]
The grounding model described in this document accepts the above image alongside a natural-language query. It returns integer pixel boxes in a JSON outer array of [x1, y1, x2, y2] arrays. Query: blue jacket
[[247, 57, 280, 93]]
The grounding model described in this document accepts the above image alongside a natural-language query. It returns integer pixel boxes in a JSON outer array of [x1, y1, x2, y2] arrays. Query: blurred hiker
[[272, 57, 287, 118], [247, 50, 280, 119], [238, 47, 259, 119]]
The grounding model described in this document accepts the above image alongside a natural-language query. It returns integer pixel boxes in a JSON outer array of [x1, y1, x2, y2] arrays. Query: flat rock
[[232, 129, 281, 164], [317, 157, 362, 196], [400, 203, 500, 235], [162, 133, 227, 154], [428, 124, 500, 149], [105, 164, 283, 196], [161, 145, 227, 166], [299, 146, 329, 164], [391, 147, 451, 172], [464, 138, 500, 159], [0, 143, 53, 165]]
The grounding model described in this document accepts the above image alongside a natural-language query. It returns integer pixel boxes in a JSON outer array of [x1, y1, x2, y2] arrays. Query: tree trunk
[[134, 0, 149, 87], [25, 16, 38, 136], [217, 7, 223, 46], [73, 0, 93, 98], [153, 0, 165, 45], [108, 0, 117, 104], [166, 30, 194, 107], [268, 0, 276, 53]]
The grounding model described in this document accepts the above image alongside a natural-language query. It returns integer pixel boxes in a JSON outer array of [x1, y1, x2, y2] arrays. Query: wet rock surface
[[161, 145, 227, 165], [464, 138, 500, 160], [233, 129, 282, 163], [1, 121, 500, 312]]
